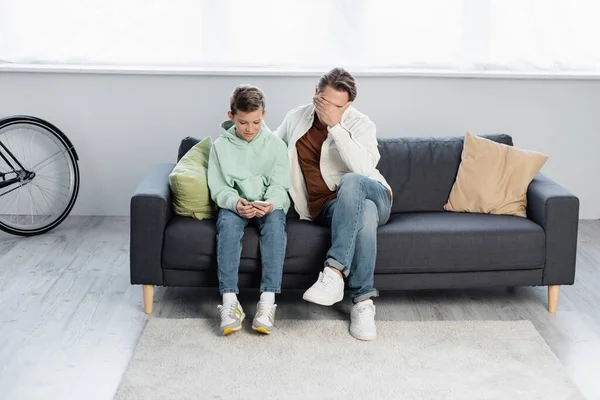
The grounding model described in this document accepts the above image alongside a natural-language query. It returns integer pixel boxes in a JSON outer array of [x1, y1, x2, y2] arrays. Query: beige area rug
[[114, 319, 584, 400]]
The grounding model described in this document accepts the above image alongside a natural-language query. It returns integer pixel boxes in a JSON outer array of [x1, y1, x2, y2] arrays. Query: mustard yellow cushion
[[444, 132, 548, 217], [169, 137, 214, 219]]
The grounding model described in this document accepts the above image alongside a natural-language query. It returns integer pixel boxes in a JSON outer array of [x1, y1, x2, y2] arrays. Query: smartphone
[[251, 200, 271, 207]]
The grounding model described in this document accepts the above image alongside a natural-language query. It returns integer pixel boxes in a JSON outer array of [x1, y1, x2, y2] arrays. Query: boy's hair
[[317, 67, 357, 102], [230, 84, 266, 115]]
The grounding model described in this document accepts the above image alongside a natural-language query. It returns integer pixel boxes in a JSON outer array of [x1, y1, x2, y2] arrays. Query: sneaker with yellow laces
[[252, 300, 277, 334], [217, 301, 245, 335]]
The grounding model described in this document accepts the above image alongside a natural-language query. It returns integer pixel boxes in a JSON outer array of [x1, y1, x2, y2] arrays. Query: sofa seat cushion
[[163, 212, 545, 275], [162, 216, 329, 274], [375, 212, 545, 273]]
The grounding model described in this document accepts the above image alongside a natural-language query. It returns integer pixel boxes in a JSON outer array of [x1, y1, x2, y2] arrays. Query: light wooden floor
[[0, 217, 599, 400]]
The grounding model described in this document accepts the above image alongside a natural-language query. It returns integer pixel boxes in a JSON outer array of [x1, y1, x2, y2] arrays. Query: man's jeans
[[216, 209, 287, 294], [317, 173, 391, 303]]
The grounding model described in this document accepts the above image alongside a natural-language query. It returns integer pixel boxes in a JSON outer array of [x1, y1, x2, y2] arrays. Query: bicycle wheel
[[0, 115, 80, 236]]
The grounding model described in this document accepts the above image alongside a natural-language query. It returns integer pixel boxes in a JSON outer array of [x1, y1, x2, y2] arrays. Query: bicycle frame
[[0, 140, 31, 191]]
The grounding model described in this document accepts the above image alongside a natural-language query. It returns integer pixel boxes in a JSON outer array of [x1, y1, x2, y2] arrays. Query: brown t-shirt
[[296, 115, 337, 220]]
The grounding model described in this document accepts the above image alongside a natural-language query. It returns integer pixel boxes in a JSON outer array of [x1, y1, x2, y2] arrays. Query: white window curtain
[[1, 0, 599, 73]]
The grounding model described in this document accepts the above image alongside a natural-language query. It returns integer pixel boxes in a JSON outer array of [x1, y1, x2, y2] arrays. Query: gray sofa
[[130, 134, 579, 314]]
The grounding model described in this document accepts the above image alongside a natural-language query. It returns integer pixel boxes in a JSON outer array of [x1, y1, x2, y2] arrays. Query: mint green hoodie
[[207, 121, 291, 213]]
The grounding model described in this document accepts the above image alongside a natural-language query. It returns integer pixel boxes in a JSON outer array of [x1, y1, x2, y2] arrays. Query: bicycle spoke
[[0, 190, 17, 222], [27, 185, 34, 223], [0, 183, 18, 204], [32, 184, 61, 221], [20, 130, 28, 170], [33, 182, 56, 217], [29, 179, 68, 198], [34, 157, 63, 174], [35, 174, 71, 190], [28, 130, 35, 169], [35, 163, 66, 177], [10, 183, 23, 223], [28, 184, 44, 216], [36, 172, 65, 182], [32, 182, 67, 209], [29, 147, 72, 172], [4, 131, 14, 162], [0, 182, 23, 198], [33, 187, 50, 223], [32, 182, 55, 216]]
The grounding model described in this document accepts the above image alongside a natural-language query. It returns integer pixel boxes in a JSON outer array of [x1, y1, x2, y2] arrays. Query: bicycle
[[0, 115, 80, 236]]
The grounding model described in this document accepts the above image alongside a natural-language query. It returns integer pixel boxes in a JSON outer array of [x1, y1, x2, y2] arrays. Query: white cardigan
[[275, 104, 392, 221]]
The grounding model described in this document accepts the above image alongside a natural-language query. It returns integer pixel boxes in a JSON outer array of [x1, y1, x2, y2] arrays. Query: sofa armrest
[[130, 162, 175, 285], [527, 173, 579, 285]]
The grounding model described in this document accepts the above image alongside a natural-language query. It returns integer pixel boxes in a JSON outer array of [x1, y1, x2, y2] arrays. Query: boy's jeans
[[317, 173, 391, 303], [216, 208, 287, 294]]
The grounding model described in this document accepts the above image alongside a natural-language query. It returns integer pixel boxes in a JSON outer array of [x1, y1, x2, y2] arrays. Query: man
[[276, 67, 392, 341]]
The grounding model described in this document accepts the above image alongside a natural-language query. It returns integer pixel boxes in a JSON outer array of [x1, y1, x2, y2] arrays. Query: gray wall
[[1, 72, 598, 218]]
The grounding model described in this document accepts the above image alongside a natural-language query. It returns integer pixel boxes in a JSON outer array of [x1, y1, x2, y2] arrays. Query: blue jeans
[[317, 173, 391, 303], [216, 208, 287, 294]]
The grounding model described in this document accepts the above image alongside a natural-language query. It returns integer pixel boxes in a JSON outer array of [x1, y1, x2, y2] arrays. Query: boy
[[208, 84, 291, 335]]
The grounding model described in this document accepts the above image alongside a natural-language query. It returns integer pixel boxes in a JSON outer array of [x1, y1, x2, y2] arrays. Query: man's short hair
[[230, 84, 266, 115], [317, 67, 357, 102]]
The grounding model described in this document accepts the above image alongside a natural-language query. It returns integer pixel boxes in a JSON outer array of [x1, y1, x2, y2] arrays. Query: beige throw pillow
[[444, 132, 548, 217]]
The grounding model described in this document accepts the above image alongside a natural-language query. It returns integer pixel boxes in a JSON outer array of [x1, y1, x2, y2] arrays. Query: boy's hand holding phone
[[236, 198, 257, 219], [251, 200, 273, 217]]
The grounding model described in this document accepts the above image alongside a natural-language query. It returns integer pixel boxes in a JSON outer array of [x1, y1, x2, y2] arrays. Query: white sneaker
[[217, 301, 245, 335], [302, 267, 344, 306], [350, 300, 376, 341], [252, 301, 277, 334]]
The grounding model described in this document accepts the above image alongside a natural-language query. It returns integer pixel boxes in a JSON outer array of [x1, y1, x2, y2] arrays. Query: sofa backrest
[[377, 134, 513, 214], [178, 136, 201, 162], [177, 134, 513, 216]]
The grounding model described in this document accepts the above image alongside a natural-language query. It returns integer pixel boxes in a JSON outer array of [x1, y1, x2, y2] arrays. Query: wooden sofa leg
[[548, 285, 560, 313], [143, 285, 155, 314]]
